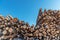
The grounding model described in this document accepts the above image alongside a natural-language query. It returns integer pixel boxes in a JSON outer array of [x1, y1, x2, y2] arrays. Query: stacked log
[[0, 9, 60, 40]]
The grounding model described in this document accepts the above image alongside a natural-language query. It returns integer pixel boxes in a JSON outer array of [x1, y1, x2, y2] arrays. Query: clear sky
[[0, 0, 60, 25]]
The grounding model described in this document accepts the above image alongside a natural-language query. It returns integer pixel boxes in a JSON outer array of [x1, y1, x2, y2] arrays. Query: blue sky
[[0, 0, 60, 25]]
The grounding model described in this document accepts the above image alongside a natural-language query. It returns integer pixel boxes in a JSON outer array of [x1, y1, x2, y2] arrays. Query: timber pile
[[0, 9, 60, 40]]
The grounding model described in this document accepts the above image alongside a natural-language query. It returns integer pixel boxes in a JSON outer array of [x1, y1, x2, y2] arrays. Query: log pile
[[0, 9, 60, 40]]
